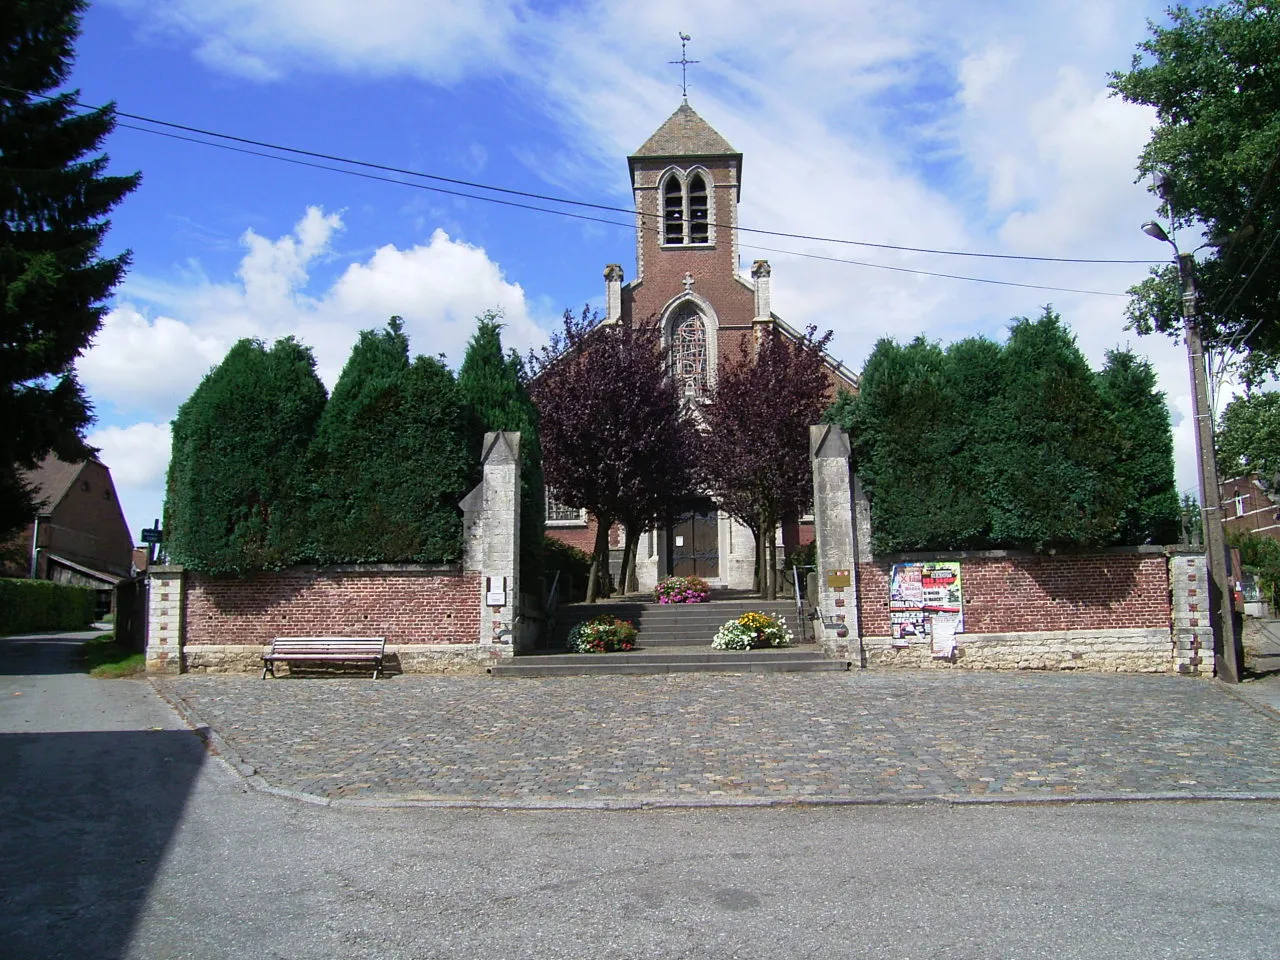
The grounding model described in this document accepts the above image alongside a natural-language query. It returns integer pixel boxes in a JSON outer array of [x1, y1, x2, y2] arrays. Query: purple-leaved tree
[[529, 309, 696, 602], [701, 326, 834, 599]]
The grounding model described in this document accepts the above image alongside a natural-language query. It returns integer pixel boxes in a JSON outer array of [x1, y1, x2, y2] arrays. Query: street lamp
[[1140, 214, 1244, 683]]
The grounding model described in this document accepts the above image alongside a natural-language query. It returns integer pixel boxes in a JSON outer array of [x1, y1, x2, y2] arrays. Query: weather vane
[[669, 32, 699, 102]]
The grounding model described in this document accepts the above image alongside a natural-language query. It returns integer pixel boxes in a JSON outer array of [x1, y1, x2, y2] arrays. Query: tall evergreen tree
[[987, 309, 1125, 550], [456, 311, 545, 585], [308, 317, 472, 564], [164, 337, 326, 573], [1097, 349, 1181, 545], [1, 0, 141, 536]]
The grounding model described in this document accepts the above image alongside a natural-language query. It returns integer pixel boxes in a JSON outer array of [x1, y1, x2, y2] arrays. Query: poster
[[888, 561, 963, 651]]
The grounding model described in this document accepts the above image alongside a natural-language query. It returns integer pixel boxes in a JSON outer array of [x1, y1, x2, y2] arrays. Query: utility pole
[[1176, 251, 1245, 682]]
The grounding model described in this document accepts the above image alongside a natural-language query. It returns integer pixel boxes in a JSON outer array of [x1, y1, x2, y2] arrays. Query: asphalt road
[[2, 630, 1278, 960]]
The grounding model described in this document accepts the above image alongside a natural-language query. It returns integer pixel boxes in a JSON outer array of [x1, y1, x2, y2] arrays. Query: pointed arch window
[[663, 176, 685, 245], [672, 303, 709, 399], [659, 170, 714, 247], [687, 174, 709, 244]]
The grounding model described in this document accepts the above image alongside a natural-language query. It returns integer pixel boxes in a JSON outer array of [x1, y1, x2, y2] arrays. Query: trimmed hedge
[[0, 579, 97, 635]]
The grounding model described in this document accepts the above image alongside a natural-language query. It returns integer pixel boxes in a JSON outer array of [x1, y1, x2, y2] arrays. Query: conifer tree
[[308, 317, 471, 564], [457, 311, 545, 584], [1, 0, 141, 536], [164, 338, 326, 573], [1096, 349, 1180, 545]]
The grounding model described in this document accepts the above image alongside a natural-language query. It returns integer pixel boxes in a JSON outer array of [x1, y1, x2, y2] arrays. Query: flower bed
[[655, 575, 711, 604], [565, 615, 638, 653], [711, 611, 794, 650]]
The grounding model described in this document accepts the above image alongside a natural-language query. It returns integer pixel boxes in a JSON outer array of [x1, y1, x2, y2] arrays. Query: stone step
[[491, 648, 849, 677]]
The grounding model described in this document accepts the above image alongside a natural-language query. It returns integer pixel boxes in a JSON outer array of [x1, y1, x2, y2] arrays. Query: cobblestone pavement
[[156, 671, 1280, 807]]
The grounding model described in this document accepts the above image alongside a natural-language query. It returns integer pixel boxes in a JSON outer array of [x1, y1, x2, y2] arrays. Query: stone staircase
[[491, 597, 850, 677]]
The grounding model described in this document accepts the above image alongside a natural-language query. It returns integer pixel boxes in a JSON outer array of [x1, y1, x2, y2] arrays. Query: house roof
[[23, 455, 86, 515], [631, 101, 739, 159]]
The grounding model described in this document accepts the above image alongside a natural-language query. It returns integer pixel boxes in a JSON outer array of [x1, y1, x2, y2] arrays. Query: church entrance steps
[[491, 645, 848, 677], [552, 599, 805, 647]]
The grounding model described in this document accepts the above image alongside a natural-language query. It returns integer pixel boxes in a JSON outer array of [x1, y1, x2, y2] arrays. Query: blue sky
[[66, 0, 1199, 538]]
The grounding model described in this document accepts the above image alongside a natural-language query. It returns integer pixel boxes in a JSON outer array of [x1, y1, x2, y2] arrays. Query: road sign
[[141, 528, 162, 544]]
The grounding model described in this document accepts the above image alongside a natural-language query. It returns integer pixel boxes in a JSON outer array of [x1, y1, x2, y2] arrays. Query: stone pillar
[[751, 260, 772, 345], [1171, 553, 1215, 675], [603, 264, 624, 324], [145, 565, 185, 675], [810, 424, 858, 660], [460, 432, 521, 658]]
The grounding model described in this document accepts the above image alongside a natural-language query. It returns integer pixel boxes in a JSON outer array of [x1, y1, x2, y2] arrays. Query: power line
[[741, 243, 1128, 297], [118, 121, 1132, 298], [5, 84, 1165, 267]]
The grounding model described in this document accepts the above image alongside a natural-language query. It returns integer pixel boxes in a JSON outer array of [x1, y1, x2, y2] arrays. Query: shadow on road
[[0, 629, 208, 960]]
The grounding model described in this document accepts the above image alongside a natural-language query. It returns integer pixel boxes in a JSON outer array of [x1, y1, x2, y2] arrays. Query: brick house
[[1221, 474, 1280, 542], [544, 101, 858, 591], [2, 455, 136, 612]]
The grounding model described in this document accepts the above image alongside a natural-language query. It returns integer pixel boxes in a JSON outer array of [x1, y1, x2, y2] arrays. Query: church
[[545, 99, 859, 591]]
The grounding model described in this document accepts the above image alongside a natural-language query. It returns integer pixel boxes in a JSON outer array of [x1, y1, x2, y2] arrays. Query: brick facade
[[1221, 474, 1280, 542], [183, 568, 480, 647], [856, 552, 1170, 637]]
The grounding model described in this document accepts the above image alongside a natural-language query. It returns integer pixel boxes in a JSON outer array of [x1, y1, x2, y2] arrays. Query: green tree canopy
[[830, 309, 1173, 553], [1, 0, 141, 536], [1216, 390, 1280, 479], [457, 310, 545, 583], [1096, 349, 1181, 545], [1110, 1, 1280, 383], [308, 317, 472, 564], [164, 337, 327, 573]]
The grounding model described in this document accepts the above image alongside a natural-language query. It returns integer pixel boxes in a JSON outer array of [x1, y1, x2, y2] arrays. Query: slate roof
[[24, 454, 85, 514], [632, 101, 739, 159]]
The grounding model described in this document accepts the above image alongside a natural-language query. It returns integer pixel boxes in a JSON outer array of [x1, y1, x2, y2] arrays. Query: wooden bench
[[261, 637, 386, 679]]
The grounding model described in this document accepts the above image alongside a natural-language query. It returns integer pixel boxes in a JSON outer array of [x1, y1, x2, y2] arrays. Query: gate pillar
[[810, 425, 860, 660]]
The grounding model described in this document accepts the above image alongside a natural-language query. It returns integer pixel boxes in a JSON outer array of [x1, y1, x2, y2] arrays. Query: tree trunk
[[766, 527, 778, 600], [622, 524, 642, 594], [757, 508, 771, 599], [586, 516, 612, 604]]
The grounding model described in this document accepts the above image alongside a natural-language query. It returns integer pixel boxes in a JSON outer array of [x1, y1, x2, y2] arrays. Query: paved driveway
[[158, 670, 1280, 806]]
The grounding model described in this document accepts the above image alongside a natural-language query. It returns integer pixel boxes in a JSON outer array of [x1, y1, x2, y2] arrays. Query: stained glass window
[[672, 305, 708, 398]]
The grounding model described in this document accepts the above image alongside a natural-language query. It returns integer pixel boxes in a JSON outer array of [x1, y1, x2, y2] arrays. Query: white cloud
[[85, 207, 543, 533], [110, 0, 524, 83]]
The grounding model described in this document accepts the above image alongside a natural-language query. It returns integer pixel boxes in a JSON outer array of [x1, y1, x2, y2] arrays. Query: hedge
[[0, 579, 97, 635]]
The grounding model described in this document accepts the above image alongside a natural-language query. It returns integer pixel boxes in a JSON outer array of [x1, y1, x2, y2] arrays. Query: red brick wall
[[184, 568, 481, 646], [857, 553, 1170, 636]]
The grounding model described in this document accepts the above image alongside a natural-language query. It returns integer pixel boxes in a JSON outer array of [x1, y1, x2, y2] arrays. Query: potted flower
[[654, 575, 711, 604], [712, 611, 793, 650], [565, 615, 638, 653]]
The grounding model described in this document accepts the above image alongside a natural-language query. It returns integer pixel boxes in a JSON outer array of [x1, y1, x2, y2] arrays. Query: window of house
[[546, 489, 585, 524], [1235, 494, 1246, 517], [672, 304, 709, 398]]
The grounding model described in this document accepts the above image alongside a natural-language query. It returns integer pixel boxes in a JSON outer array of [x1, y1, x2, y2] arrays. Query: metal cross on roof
[[669, 32, 699, 101]]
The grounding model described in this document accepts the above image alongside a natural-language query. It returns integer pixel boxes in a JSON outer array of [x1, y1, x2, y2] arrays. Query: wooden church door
[[669, 498, 719, 579]]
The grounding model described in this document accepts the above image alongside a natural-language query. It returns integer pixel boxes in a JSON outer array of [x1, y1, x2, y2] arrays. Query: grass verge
[[79, 633, 146, 678]]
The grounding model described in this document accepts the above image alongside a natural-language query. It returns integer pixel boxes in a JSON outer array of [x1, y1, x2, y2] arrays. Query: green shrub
[[0, 579, 96, 635]]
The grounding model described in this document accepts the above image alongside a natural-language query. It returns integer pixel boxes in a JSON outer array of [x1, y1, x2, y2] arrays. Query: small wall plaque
[[825, 569, 851, 589], [486, 576, 507, 608]]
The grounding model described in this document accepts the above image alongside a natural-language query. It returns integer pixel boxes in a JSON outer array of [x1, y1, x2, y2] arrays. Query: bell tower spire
[[668, 32, 699, 103]]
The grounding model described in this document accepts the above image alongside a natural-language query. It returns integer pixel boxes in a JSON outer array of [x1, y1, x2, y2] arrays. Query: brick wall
[[184, 567, 481, 647], [857, 552, 1171, 637]]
